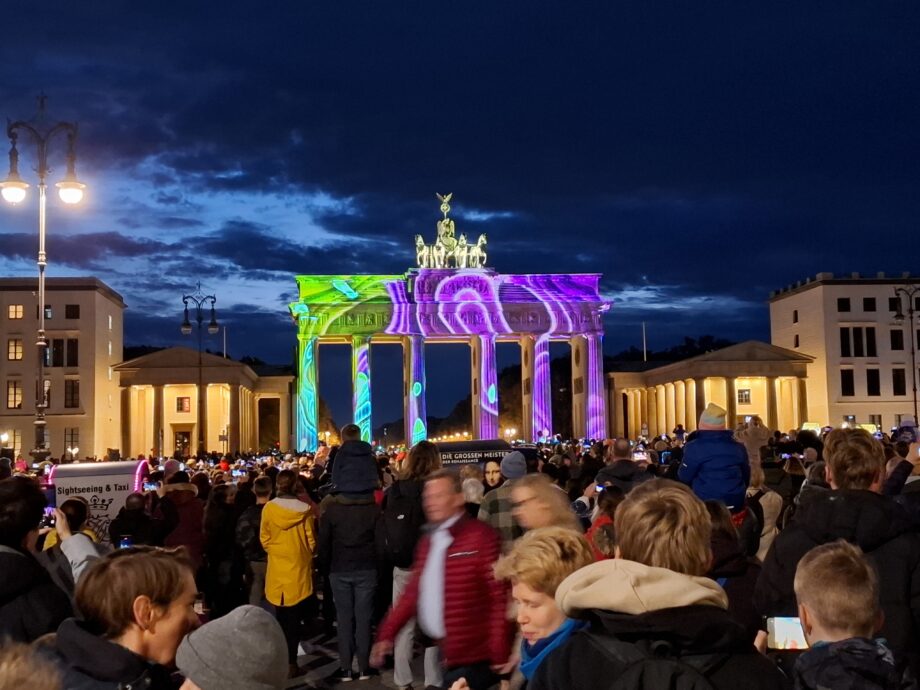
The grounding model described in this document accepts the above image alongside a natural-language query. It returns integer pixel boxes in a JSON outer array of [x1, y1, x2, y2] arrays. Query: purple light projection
[[292, 268, 608, 444]]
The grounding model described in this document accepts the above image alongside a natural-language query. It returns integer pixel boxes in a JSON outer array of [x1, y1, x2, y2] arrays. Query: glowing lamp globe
[[56, 178, 85, 204], [1, 179, 28, 204]]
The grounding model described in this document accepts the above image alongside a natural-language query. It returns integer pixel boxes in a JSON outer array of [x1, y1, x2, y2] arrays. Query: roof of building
[[0, 276, 126, 307], [114, 346, 253, 372], [769, 271, 920, 301]]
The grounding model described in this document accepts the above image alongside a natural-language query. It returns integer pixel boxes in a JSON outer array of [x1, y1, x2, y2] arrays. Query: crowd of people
[[1, 408, 920, 689]]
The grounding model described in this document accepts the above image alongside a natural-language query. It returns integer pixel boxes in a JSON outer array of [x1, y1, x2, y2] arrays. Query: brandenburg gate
[[289, 195, 609, 450]]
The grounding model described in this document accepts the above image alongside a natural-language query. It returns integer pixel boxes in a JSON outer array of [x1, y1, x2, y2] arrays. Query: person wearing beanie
[[678, 403, 750, 512], [317, 424, 382, 682], [177, 605, 288, 690], [478, 450, 528, 550]]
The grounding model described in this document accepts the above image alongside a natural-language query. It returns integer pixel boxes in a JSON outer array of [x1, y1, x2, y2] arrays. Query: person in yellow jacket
[[260, 468, 317, 678]]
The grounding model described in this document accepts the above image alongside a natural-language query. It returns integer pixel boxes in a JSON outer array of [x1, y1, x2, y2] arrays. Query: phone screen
[[595, 484, 606, 492], [632, 451, 649, 462], [143, 481, 158, 492], [118, 536, 134, 549], [659, 451, 671, 464], [767, 617, 809, 650], [41, 506, 56, 528]]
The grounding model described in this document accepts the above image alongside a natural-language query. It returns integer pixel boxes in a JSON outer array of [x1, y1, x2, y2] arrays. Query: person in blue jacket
[[679, 403, 750, 511]]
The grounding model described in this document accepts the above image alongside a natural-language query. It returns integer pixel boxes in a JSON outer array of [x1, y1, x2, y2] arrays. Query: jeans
[[247, 560, 267, 607], [275, 595, 316, 664], [392, 566, 442, 688], [442, 662, 497, 690], [329, 569, 377, 673]]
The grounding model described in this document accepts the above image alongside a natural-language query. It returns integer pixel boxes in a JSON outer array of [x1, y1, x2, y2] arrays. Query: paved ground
[[285, 629, 413, 690]]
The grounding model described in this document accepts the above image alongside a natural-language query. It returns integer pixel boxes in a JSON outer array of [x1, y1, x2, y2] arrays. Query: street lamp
[[180, 282, 218, 457], [1, 97, 85, 462], [67, 446, 79, 462], [893, 284, 920, 424]]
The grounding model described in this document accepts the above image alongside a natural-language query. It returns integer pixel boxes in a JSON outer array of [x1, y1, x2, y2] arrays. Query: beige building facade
[[115, 347, 293, 458], [0, 277, 125, 460], [607, 341, 812, 439], [770, 272, 920, 429]]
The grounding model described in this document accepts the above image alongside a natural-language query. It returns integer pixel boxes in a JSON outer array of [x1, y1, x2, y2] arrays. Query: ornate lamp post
[[893, 284, 920, 424], [181, 283, 218, 457], [0, 97, 85, 462]]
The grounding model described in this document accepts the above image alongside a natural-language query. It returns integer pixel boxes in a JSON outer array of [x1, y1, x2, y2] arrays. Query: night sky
[[1, 2, 919, 426]]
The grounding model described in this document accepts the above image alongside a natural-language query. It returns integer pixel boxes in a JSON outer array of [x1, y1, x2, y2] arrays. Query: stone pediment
[[683, 340, 814, 364], [114, 346, 246, 371]]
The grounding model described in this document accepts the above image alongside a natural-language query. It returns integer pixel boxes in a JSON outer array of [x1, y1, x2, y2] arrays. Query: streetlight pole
[[181, 283, 218, 458], [894, 284, 920, 425], [0, 97, 85, 463]]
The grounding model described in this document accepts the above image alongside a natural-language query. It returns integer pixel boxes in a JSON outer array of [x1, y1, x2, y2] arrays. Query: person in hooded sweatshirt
[[755, 427, 920, 679], [530, 478, 788, 690], [318, 423, 382, 682], [260, 468, 317, 678], [791, 540, 914, 690]]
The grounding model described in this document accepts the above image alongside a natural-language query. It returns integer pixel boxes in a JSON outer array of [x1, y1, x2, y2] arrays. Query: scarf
[[519, 617, 586, 680]]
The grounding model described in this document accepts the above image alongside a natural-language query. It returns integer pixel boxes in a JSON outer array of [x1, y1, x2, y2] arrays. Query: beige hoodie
[[555, 559, 728, 618]]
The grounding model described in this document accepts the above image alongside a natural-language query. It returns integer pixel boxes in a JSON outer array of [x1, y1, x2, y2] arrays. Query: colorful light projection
[[290, 268, 608, 450]]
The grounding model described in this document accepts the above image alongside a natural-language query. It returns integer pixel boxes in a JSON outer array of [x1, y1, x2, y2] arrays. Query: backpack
[[377, 482, 426, 568], [585, 632, 728, 690]]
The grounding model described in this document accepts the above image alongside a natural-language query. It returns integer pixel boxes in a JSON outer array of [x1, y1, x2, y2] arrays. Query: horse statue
[[468, 233, 488, 267]]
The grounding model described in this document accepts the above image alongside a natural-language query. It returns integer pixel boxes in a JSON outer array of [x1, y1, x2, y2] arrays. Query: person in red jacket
[[371, 469, 513, 690]]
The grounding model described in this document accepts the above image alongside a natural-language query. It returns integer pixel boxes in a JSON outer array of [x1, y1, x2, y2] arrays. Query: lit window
[[6, 381, 22, 409], [64, 427, 79, 450], [6, 338, 23, 361], [176, 396, 191, 413], [737, 389, 751, 405], [7, 305, 23, 320]]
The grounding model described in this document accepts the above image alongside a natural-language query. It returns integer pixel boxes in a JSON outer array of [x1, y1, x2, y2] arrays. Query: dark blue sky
[[1, 2, 919, 425]]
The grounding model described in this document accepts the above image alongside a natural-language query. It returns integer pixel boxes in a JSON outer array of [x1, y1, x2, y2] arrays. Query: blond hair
[[494, 526, 593, 595], [614, 479, 711, 576], [0, 643, 60, 690], [794, 540, 880, 638], [401, 441, 442, 480], [512, 473, 581, 532], [824, 428, 885, 490]]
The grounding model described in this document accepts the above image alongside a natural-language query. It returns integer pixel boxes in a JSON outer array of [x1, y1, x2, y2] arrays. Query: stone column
[[726, 377, 737, 429], [229, 383, 241, 454], [664, 382, 676, 434], [675, 380, 686, 430], [198, 383, 209, 455], [765, 376, 778, 431], [520, 335, 552, 442], [120, 387, 131, 458], [403, 335, 427, 446], [656, 384, 667, 435], [352, 336, 372, 442], [152, 385, 164, 459], [296, 335, 319, 452], [797, 377, 809, 427], [571, 336, 589, 439], [647, 387, 658, 437], [585, 333, 606, 439], [471, 335, 499, 440]]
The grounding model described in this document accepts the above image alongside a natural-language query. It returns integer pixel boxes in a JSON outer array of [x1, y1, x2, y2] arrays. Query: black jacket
[[108, 502, 178, 547], [0, 545, 72, 642], [318, 493, 380, 573], [792, 637, 914, 690], [755, 489, 920, 677], [235, 503, 267, 562], [595, 460, 655, 494], [530, 605, 790, 690], [708, 532, 763, 644], [40, 618, 176, 690]]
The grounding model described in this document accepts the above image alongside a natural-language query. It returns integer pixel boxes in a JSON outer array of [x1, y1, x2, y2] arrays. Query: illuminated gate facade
[[289, 197, 609, 449]]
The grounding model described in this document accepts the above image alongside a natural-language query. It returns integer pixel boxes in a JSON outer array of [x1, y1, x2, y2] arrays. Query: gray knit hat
[[500, 450, 527, 480], [176, 605, 288, 690]]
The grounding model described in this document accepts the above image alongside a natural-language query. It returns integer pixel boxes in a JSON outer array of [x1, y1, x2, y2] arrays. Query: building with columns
[[115, 347, 293, 458], [607, 341, 812, 438]]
